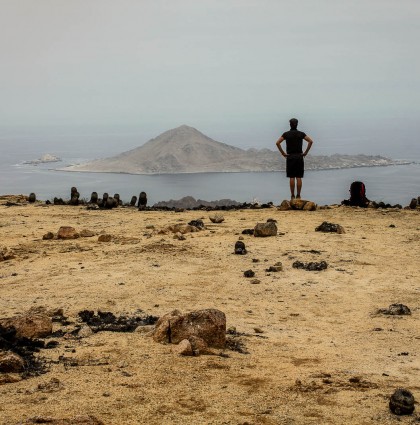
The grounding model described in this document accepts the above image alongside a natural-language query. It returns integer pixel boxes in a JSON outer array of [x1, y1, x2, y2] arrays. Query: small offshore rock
[[315, 222, 345, 234], [42, 232, 55, 240], [234, 241, 247, 255], [389, 388, 415, 415], [209, 214, 224, 223], [57, 226, 79, 239], [293, 260, 328, 271], [98, 234, 112, 242], [244, 269, 255, 278], [254, 222, 277, 237]]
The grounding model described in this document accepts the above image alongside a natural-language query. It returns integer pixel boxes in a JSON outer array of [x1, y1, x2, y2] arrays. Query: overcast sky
[[1, 0, 419, 156]]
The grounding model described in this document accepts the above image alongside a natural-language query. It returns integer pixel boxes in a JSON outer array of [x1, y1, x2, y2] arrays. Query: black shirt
[[282, 129, 307, 155]]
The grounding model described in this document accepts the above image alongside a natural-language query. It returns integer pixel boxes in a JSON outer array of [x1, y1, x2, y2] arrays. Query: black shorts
[[286, 155, 304, 178]]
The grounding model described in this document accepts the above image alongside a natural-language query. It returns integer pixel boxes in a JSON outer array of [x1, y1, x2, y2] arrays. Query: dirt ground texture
[[0, 198, 419, 425]]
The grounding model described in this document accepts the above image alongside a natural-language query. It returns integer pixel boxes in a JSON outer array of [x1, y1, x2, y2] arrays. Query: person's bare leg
[[296, 178, 302, 198], [290, 178, 295, 199]]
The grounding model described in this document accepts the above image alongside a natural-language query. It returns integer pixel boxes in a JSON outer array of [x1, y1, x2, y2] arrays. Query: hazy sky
[[1, 0, 419, 156]]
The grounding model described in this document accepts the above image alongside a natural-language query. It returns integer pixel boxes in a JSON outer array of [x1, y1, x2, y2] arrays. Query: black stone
[[293, 260, 328, 271], [389, 388, 415, 415], [241, 229, 254, 235], [315, 222, 341, 233], [235, 241, 247, 255], [244, 270, 255, 278], [188, 219, 205, 229]]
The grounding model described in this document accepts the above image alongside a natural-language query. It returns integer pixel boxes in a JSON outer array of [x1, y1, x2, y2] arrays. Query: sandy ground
[[0, 198, 419, 425]]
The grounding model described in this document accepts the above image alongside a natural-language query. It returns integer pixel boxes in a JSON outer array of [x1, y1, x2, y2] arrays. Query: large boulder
[[0, 313, 52, 338], [153, 309, 226, 349], [254, 222, 277, 237]]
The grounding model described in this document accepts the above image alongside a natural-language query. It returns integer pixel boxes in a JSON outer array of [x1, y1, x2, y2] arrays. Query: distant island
[[62, 125, 410, 174], [24, 154, 62, 165]]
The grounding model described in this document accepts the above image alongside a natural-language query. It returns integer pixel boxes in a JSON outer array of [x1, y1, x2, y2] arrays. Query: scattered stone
[[162, 224, 200, 234], [0, 313, 52, 339], [0, 247, 15, 261], [266, 262, 283, 272], [79, 229, 95, 237], [173, 232, 186, 241], [0, 351, 25, 373], [377, 304, 411, 315], [57, 226, 79, 239], [254, 222, 277, 237], [188, 219, 205, 229], [175, 339, 194, 356], [77, 325, 94, 338], [303, 201, 317, 211], [238, 236, 244, 240], [28, 193, 36, 203], [234, 241, 247, 255], [278, 200, 291, 211], [293, 260, 328, 271], [42, 232, 54, 240], [250, 279, 261, 284], [153, 309, 226, 348], [209, 213, 224, 223], [37, 377, 62, 392], [253, 327, 264, 334], [252, 258, 260, 263], [241, 229, 254, 235], [98, 234, 112, 242], [244, 270, 255, 278], [315, 222, 345, 234], [389, 388, 415, 415]]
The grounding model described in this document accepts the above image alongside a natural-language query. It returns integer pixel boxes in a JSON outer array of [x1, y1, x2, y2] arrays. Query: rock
[[24, 416, 105, 424], [98, 234, 112, 242], [89, 192, 98, 204], [80, 229, 95, 237], [303, 201, 317, 211], [254, 222, 277, 237], [130, 195, 137, 206], [164, 224, 199, 234], [209, 214, 224, 223], [175, 339, 194, 356], [57, 226, 79, 239], [244, 270, 255, 278], [315, 222, 345, 234], [266, 262, 283, 272], [0, 247, 15, 261], [188, 219, 205, 229], [378, 304, 411, 315], [409, 198, 418, 209], [253, 327, 264, 333], [188, 335, 213, 355], [389, 388, 415, 415], [250, 279, 261, 284], [0, 351, 25, 372], [42, 232, 55, 240], [293, 260, 328, 271], [78, 325, 94, 338], [0, 313, 52, 338], [153, 309, 226, 348], [28, 193, 36, 203], [241, 229, 254, 235], [278, 200, 291, 211], [234, 241, 247, 255], [0, 373, 22, 384], [290, 199, 307, 210], [173, 232, 186, 241], [138, 191, 148, 210]]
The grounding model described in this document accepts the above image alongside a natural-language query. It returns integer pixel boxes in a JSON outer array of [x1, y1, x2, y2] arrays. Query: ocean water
[[0, 131, 419, 206]]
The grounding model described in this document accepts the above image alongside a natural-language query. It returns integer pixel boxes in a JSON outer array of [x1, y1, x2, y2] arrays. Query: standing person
[[276, 118, 313, 200]]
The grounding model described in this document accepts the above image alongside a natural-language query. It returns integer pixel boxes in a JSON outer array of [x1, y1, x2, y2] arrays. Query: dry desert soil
[[0, 197, 419, 425]]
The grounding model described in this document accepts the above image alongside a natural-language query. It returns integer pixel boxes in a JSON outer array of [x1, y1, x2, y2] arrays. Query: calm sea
[[1, 132, 419, 206]]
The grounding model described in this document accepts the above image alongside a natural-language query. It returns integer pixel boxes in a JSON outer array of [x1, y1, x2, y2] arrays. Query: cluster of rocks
[[377, 303, 411, 316], [43, 226, 97, 241], [278, 198, 317, 211], [315, 221, 346, 234]]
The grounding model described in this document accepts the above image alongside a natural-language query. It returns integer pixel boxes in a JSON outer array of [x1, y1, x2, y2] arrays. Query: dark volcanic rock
[[243, 270, 255, 278], [377, 304, 411, 316], [254, 222, 277, 237], [242, 229, 254, 235], [188, 219, 205, 229], [315, 222, 345, 234], [389, 388, 415, 415], [234, 241, 247, 255], [293, 260, 328, 271]]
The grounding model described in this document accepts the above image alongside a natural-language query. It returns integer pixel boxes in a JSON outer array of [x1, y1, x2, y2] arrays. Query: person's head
[[289, 118, 298, 130]]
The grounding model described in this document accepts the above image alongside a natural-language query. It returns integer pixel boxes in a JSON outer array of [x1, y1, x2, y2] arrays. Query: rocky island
[[63, 125, 409, 175], [24, 154, 62, 165]]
